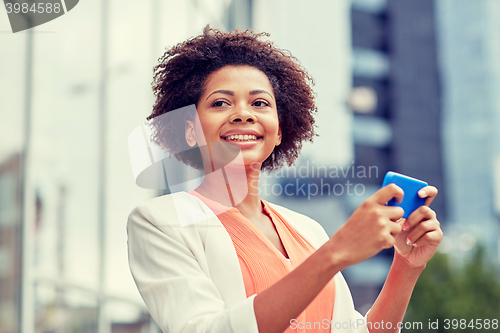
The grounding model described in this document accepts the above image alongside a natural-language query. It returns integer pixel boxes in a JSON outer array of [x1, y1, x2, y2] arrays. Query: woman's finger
[[404, 206, 436, 231], [406, 219, 440, 246], [412, 228, 444, 248], [381, 205, 405, 221], [388, 219, 403, 237], [418, 185, 438, 206], [373, 183, 405, 205]]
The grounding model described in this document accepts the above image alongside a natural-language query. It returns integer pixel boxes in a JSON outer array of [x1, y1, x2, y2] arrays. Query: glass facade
[[436, 0, 500, 263]]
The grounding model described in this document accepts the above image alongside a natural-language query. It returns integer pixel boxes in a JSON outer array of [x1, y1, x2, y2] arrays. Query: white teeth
[[224, 134, 259, 141]]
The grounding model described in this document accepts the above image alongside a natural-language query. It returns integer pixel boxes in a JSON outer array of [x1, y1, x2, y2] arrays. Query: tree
[[405, 245, 500, 332]]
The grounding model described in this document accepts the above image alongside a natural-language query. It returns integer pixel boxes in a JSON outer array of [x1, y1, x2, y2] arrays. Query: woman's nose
[[229, 106, 256, 123]]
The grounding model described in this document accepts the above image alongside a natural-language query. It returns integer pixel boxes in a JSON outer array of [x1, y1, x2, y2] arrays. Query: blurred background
[[1, 0, 499, 332]]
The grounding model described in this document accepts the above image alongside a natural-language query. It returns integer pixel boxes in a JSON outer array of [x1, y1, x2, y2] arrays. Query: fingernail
[[406, 239, 412, 246], [413, 243, 417, 247], [402, 223, 409, 231], [419, 189, 426, 197]]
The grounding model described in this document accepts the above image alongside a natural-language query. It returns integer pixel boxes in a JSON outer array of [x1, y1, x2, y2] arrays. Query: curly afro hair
[[147, 26, 317, 172]]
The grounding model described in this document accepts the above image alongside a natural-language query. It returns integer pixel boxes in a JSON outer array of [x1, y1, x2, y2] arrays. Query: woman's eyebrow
[[249, 89, 274, 100], [206, 89, 234, 100]]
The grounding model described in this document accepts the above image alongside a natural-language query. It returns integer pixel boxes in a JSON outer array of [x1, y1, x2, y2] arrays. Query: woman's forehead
[[203, 65, 274, 93]]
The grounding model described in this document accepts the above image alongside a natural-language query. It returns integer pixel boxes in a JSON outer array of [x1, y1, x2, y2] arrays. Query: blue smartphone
[[382, 171, 428, 218]]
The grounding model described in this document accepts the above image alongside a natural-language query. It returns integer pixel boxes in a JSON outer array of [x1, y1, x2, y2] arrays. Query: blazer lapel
[[188, 194, 248, 307]]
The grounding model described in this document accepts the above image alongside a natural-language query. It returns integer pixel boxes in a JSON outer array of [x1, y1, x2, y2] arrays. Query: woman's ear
[[185, 120, 197, 147], [275, 127, 282, 146]]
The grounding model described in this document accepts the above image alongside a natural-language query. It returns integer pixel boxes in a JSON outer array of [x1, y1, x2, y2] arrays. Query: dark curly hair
[[147, 26, 317, 172]]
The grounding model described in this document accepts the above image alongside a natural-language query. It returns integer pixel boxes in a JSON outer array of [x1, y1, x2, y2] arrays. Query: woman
[[127, 27, 443, 333]]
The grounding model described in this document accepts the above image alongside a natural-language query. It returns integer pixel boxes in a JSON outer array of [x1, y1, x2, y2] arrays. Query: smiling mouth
[[221, 134, 263, 142]]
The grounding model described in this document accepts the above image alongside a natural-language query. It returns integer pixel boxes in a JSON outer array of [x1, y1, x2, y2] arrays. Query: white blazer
[[127, 192, 371, 333]]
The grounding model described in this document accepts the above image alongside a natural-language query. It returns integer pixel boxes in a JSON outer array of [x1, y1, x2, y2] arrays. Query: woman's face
[[187, 65, 281, 170]]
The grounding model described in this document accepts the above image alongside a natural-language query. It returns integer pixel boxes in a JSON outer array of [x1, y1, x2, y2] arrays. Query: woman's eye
[[253, 100, 270, 107], [212, 100, 229, 107]]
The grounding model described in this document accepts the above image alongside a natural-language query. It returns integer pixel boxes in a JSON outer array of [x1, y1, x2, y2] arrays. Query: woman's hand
[[328, 184, 405, 269], [394, 186, 443, 268]]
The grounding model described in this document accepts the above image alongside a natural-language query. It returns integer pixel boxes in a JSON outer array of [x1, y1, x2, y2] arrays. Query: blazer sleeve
[[332, 272, 372, 333], [127, 201, 259, 333]]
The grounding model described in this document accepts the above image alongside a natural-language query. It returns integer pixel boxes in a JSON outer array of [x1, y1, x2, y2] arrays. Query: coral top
[[189, 191, 335, 332]]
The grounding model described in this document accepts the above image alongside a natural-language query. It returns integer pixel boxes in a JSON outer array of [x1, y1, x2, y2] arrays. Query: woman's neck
[[194, 162, 264, 217]]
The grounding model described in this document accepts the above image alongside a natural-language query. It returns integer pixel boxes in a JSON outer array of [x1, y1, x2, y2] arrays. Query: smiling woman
[[187, 65, 282, 169], [147, 26, 317, 172], [127, 26, 443, 333]]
